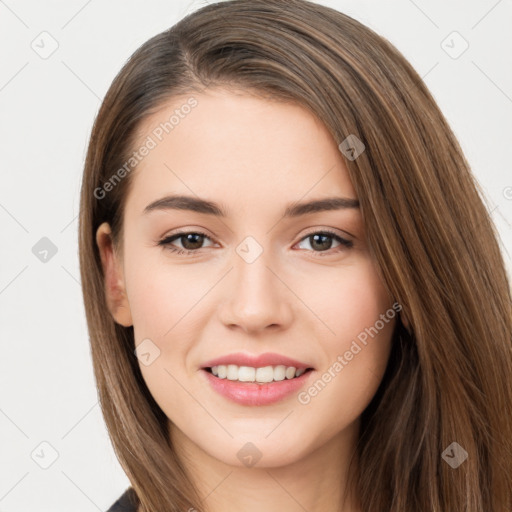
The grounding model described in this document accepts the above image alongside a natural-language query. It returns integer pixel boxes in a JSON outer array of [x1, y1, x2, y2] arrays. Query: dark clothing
[[106, 487, 138, 512]]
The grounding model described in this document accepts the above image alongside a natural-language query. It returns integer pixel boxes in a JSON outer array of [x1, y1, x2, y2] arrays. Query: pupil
[[182, 233, 203, 250], [311, 234, 331, 251]]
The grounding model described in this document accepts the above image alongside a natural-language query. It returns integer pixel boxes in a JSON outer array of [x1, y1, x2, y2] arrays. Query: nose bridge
[[218, 235, 292, 332]]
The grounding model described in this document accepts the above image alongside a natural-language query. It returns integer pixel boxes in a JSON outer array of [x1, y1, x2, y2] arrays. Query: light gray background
[[0, 0, 511, 511]]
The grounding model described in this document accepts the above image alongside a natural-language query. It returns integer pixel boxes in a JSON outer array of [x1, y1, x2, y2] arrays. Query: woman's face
[[97, 88, 396, 468]]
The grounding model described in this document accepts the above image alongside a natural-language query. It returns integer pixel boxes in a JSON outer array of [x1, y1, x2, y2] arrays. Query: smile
[[202, 365, 315, 406]]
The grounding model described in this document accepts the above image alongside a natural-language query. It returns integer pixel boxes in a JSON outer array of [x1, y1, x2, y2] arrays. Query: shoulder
[[105, 487, 139, 512]]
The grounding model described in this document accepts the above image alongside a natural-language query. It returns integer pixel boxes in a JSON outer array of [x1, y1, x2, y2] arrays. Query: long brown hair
[[78, 1, 512, 510]]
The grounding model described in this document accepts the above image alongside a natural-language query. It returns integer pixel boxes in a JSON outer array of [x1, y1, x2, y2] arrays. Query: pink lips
[[200, 351, 315, 406], [201, 352, 313, 371]]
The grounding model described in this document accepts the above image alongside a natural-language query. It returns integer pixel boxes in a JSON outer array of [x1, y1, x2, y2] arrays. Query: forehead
[[125, 88, 357, 217]]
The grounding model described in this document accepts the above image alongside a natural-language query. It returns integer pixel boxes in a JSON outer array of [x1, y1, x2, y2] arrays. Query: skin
[[96, 88, 399, 512]]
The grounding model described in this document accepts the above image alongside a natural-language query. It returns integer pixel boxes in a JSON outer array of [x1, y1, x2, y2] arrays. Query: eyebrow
[[143, 194, 360, 218]]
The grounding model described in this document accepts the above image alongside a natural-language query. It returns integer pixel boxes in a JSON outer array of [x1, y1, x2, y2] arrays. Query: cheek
[[296, 257, 395, 410], [124, 255, 204, 416], [301, 255, 394, 344], [124, 251, 209, 342], [343, 263, 394, 376]]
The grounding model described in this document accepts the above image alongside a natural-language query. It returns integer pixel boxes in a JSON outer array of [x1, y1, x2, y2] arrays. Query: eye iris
[[310, 233, 332, 251], [181, 233, 204, 250]]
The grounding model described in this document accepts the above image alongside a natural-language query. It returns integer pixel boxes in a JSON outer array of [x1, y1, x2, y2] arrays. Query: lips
[[200, 352, 314, 371], [202, 367, 314, 406]]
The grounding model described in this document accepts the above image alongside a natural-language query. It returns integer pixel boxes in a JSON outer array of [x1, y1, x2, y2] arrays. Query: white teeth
[[285, 366, 296, 379], [255, 366, 274, 383], [273, 365, 286, 381], [226, 364, 238, 380], [238, 366, 256, 382], [210, 364, 308, 383]]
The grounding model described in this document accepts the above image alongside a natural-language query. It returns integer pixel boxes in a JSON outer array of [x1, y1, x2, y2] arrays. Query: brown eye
[[158, 231, 214, 254], [296, 230, 353, 255], [176, 233, 205, 250]]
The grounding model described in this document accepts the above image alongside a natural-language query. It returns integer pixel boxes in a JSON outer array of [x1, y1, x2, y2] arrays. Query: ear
[[95, 222, 133, 327]]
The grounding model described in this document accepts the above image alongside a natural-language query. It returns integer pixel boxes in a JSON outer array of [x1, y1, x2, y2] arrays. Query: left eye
[[296, 231, 353, 253], [157, 230, 353, 256]]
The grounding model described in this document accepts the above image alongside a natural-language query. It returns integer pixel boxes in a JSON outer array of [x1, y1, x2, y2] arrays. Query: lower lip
[[201, 368, 314, 406]]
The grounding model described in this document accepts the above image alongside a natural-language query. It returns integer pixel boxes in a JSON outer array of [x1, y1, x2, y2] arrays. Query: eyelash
[[157, 229, 353, 257]]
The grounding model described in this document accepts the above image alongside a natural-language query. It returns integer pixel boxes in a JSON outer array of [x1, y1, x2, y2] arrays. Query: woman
[[78, 1, 512, 511]]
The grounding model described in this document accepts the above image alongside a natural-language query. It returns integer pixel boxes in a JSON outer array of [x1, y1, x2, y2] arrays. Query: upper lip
[[201, 352, 314, 371]]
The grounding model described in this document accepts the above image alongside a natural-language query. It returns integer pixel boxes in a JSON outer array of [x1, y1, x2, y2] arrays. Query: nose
[[217, 251, 294, 335]]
